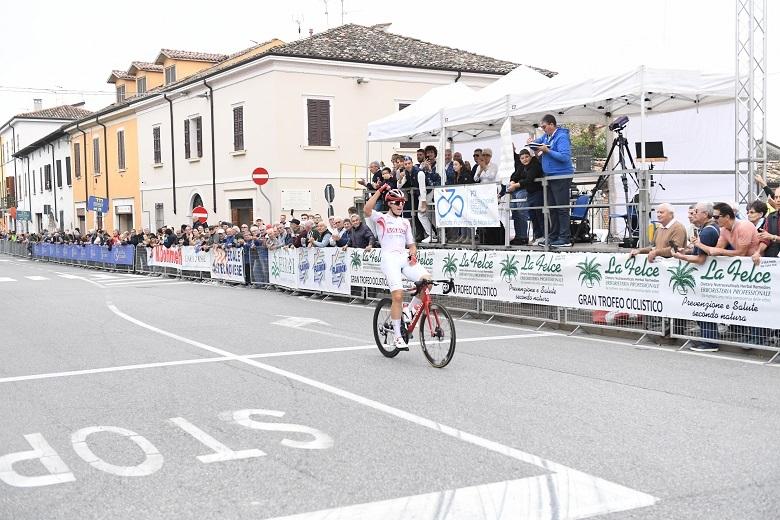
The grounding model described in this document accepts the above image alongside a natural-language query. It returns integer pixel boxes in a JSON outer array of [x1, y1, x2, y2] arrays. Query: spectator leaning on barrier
[[528, 114, 574, 247], [673, 202, 719, 266], [309, 221, 331, 248], [752, 187, 780, 263], [693, 202, 759, 259], [348, 214, 376, 249], [672, 201, 722, 352], [630, 203, 687, 262]]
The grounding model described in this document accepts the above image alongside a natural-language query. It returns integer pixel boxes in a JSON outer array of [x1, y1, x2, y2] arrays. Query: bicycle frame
[[404, 278, 453, 336]]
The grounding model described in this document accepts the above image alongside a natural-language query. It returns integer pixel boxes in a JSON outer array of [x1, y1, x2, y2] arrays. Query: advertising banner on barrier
[[211, 247, 245, 282], [269, 247, 298, 289], [32, 243, 134, 266], [347, 248, 434, 291], [660, 256, 779, 326], [294, 247, 351, 295], [434, 184, 500, 228], [181, 246, 211, 272], [147, 245, 183, 269], [559, 252, 665, 316]]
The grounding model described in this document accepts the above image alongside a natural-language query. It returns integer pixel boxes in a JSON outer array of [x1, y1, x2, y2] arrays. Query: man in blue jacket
[[528, 114, 573, 247]]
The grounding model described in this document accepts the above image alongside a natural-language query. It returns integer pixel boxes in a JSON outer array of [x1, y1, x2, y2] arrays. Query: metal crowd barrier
[[3, 239, 777, 361]]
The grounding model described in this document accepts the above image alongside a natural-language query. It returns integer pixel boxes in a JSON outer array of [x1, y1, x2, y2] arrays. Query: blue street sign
[[16, 210, 32, 221], [87, 196, 109, 213]]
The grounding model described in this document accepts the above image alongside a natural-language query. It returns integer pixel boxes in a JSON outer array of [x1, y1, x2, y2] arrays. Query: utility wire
[[0, 85, 114, 95]]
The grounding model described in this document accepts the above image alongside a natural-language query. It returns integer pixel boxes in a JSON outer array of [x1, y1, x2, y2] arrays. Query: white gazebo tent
[[366, 81, 476, 143]]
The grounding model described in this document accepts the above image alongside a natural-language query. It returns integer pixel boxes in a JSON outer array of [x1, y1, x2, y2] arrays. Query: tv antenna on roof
[[292, 13, 304, 37], [323, 0, 329, 27]]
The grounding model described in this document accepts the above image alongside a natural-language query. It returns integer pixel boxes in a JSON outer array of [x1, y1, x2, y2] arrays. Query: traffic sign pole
[[252, 167, 272, 222]]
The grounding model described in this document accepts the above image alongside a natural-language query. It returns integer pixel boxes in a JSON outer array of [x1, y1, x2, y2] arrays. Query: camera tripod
[[575, 126, 638, 245]]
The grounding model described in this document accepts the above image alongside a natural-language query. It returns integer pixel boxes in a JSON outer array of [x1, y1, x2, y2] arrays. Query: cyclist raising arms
[[364, 185, 430, 349]]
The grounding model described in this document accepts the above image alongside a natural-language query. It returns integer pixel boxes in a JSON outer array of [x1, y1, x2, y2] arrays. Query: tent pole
[[638, 67, 650, 248]]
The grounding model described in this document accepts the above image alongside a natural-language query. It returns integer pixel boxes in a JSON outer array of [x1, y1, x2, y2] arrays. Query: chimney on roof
[[33, 98, 43, 111], [309, 28, 314, 37]]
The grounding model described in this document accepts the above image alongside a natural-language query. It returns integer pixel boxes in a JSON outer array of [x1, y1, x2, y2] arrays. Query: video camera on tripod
[[608, 115, 629, 132], [572, 115, 640, 247]]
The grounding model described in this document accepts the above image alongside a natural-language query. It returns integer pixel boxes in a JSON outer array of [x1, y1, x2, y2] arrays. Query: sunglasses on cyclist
[[388, 200, 404, 206]]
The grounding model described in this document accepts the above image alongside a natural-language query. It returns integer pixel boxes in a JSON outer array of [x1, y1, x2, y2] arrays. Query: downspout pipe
[[164, 93, 177, 215], [49, 143, 58, 224], [26, 156, 31, 233], [76, 123, 89, 210], [11, 125, 18, 231], [96, 115, 110, 228], [203, 79, 216, 214]]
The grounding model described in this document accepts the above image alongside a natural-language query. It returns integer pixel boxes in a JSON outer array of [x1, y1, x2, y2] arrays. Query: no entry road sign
[[252, 168, 269, 186]]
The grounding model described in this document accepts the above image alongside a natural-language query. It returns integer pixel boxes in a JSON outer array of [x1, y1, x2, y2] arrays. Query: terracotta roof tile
[[109, 69, 135, 81], [129, 61, 163, 73], [271, 24, 555, 77], [158, 49, 228, 63], [16, 104, 94, 120]]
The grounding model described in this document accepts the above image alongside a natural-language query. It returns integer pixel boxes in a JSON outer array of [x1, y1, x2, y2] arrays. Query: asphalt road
[[1, 254, 779, 519]]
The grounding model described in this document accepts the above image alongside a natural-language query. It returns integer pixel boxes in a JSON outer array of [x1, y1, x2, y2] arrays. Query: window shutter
[[74, 143, 81, 178], [195, 117, 203, 157], [117, 130, 126, 170], [93, 138, 101, 174], [184, 119, 191, 159], [56, 160, 62, 188], [307, 99, 331, 147], [65, 157, 72, 186], [233, 106, 244, 151], [153, 127, 162, 164]]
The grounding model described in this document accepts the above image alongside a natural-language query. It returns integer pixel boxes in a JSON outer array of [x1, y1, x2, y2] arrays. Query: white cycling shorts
[[381, 252, 429, 292]]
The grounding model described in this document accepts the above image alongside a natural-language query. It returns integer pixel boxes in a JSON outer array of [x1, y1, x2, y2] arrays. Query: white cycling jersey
[[369, 209, 427, 291], [369, 210, 414, 254]]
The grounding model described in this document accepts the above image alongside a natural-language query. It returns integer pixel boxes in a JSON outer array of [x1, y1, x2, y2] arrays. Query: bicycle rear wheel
[[373, 297, 401, 358], [419, 303, 456, 368]]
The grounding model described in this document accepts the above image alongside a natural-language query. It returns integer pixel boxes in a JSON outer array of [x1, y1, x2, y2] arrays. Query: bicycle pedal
[[396, 346, 409, 352]]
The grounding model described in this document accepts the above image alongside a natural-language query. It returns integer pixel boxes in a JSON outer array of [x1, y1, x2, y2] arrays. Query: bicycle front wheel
[[373, 297, 401, 358], [419, 303, 456, 368]]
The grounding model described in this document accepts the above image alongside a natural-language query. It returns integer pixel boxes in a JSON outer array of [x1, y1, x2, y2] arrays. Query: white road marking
[[71, 426, 164, 477], [107, 303, 657, 518], [0, 333, 555, 386], [101, 279, 183, 286], [25, 276, 48, 281], [264, 473, 650, 520], [55, 273, 105, 288], [272, 316, 331, 328], [0, 277, 15, 282]]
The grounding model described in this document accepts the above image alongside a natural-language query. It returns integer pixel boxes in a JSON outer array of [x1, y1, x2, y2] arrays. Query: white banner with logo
[[434, 184, 500, 228], [181, 246, 211, 271], [210, 247, 245, 282], [294, 247, 351, 295], [343, 248, 779, 328], [269, 246, 298, 289]]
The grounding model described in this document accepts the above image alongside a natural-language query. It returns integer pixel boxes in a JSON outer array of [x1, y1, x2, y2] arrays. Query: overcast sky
[[1, 0, 776, 140]]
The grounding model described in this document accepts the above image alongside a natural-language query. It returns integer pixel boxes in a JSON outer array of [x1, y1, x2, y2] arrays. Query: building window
[[165, 65, 176, 85], [137, 77, 147, 95], [74, 143, 81, 178], [152, 126, 162, 164], [306, 98, 331, 147], [184, 119, 190, 159], [233, 106, 244, 151], [32, 169, 36, 195], [116, 85, 125, 104], [185, 116, 202, 159], [398, 103, 420, 149], [56, 160, 62, 188], [65, 157, 72, 186], [93, 137, 101, 175], [40, 168, 44, 192], [117, 130, 126, 170]]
